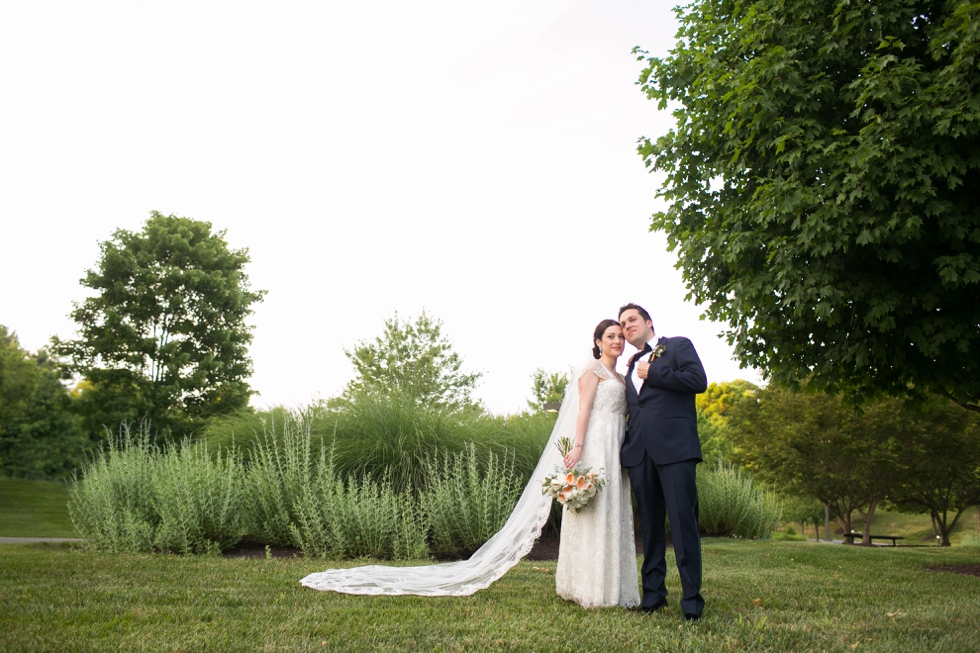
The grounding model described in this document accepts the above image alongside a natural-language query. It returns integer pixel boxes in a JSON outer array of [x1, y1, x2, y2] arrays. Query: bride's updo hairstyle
[[592, 319, 620, 359]]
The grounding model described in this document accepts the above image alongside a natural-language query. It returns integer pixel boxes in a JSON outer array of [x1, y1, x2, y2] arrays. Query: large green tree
[[636, 0, 980, 410], [336, 311, 483, 412], [55, 212, 265, 439], [0, 326, 86, 478]]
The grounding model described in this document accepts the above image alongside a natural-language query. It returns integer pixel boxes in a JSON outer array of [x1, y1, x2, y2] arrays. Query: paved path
[[0, 537, 82, 544]]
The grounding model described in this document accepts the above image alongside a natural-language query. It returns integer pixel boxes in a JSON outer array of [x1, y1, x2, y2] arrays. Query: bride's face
[[597, 325, 626, 358]]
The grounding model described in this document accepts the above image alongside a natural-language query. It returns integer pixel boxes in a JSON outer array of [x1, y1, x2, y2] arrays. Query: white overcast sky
[[1, 0, 764, 414]]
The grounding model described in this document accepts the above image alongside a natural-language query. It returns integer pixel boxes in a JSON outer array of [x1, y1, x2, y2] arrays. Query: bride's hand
[[564, 447, 582, 468]]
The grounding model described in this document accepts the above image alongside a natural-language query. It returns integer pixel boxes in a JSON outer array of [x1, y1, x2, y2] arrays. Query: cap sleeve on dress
[[578, 359, 613, 381]]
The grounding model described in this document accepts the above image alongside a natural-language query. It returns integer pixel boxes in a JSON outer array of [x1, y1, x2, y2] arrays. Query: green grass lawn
[[2, 540, 978, 652], [0, 476, 74, 537]]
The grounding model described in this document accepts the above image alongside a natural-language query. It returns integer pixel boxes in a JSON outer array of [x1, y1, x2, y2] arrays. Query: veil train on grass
[[299, 360, 592, 596]]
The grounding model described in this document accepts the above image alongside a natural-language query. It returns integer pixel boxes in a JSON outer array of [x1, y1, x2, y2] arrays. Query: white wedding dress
[[300, 358, 639, 607], [555, 361, 640, 608]]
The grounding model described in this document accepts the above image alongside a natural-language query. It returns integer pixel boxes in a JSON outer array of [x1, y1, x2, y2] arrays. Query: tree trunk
[[842, 505, 853, 543], [938, 507, 965, 547], [939, 513, 952, 546], [931, 510, 942, 546], [861, 499, 879, 546]]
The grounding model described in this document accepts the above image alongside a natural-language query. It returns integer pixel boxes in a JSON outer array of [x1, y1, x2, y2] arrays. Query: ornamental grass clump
[[696, 461, 782, 539], [329, 393, 462, 496], [421, 444, 523, 558], [68, 423, 159, 553]]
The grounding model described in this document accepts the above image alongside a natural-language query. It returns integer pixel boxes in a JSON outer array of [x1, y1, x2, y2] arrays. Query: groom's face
[[620, 309, 653, 348]]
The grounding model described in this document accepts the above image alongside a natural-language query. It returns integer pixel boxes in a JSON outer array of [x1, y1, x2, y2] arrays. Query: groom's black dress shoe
[[640, 600, 667, 614], [684, 613, 701, 622]]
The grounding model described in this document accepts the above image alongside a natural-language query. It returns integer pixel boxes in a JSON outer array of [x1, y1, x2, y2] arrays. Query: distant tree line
[[698, 382, 980, 546]]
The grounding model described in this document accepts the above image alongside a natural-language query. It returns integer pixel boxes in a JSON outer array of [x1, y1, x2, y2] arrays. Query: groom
[[619, 303, 708, 621]]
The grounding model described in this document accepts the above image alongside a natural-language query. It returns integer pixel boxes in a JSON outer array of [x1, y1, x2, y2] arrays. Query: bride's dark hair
[[592, 319, 620, 359]]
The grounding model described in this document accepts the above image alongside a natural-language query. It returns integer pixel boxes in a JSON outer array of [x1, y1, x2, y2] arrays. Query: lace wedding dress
[[555, 361, 639, 608], [300, 359, 639, 606]]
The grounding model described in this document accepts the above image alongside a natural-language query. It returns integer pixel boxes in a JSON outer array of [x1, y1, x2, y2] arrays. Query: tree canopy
[[636, 0, 980, 410], [728, 385, 908, 541], [55, 212, 265, 439], [527, 368, 570, 412], [729, 384, 980, 544], [888, 401, 980, 545], [695, 380, 759, 463], [0, 325, 86, 478], [337, 311, 483, 412]]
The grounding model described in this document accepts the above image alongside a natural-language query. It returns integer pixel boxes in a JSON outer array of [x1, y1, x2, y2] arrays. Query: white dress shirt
[[630, 335, 657, 393]]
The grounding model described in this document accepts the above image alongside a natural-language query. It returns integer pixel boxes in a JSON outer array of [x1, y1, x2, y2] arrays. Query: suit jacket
[[621, 336, 708, 468]]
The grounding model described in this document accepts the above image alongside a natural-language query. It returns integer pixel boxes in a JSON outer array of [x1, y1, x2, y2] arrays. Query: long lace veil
[[299, 360, 594, 596]]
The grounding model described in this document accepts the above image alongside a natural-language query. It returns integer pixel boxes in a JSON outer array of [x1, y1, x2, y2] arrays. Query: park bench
[[843, 532, 904, 546]]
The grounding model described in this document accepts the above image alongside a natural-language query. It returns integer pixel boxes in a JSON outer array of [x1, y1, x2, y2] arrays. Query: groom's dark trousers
[[623, 336, 707, 618]]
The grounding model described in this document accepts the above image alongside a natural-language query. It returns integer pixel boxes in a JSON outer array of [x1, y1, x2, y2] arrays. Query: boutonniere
[[651, 340, 667, 359]]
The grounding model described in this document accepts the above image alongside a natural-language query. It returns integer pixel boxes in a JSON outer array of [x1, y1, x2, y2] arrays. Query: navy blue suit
[[622, 336, 707, 617]]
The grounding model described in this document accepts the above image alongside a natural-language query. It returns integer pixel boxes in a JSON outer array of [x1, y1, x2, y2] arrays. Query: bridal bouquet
[[541, 437, 606, 513]]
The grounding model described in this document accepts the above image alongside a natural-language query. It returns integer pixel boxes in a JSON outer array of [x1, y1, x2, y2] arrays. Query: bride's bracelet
[[574, 443, 583, 448]]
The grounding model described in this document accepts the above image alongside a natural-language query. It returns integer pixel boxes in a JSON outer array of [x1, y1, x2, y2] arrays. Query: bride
[[300, 319, 639, 609]]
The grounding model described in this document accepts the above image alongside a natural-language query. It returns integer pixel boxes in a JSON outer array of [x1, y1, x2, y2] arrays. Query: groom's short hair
[[619, 303, 652, 325]]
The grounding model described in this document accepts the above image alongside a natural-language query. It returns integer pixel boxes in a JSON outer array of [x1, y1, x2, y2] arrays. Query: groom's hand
[[636, 361, 651, 380]]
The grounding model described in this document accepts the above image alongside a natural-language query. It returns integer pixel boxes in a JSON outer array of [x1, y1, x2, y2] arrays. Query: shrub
[[421, 444, 523, 558], [68, 423, 159, 553], [696, 462, 782, 539], [242, 414, 316, 546], [329, 394, 460, 495], [290, 447, 428, 559], [152, 440, 244, 554], [203, 402, 555, 496], [71, 405, 557, 559]]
